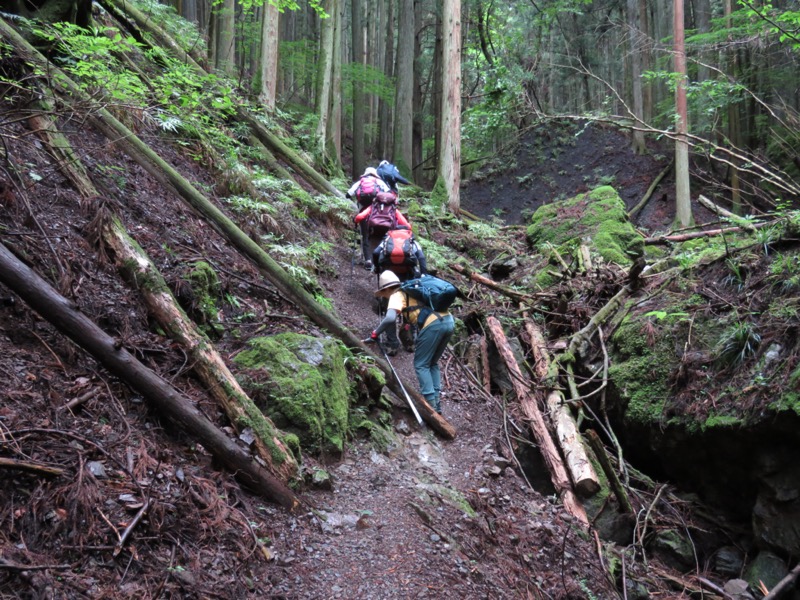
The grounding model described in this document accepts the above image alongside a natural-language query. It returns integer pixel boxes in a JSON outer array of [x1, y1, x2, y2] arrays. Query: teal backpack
[[400, 275, 457, 328]]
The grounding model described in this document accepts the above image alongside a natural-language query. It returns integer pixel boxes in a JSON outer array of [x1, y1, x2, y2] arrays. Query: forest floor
[[1, 113, 720, 599]]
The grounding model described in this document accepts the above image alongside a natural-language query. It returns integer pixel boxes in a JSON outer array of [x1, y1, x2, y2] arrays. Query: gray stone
[[723, 579, 755, 599], [650, 529, 695, 570], [714, 546, 745, 577], [86, 461, 106, 478]]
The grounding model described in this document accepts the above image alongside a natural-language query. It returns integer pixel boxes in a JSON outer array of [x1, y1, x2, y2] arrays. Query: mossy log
[[486, 316, 588, 525], [523, 315, 599, 496], [0, 241, 299, 509], [27, 103, 299, 481], [238, 107, 344, 198], [585, 429, 633, 514], [0, 18, 454, 439], [101, 217, 299, 479], [566, 284, 633, 360], [99, 0, 206, 70], [643, 220, 772, 245], [450, 263, 555, 305]]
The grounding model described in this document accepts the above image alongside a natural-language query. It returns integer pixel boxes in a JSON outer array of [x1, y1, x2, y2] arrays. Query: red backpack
[[378, 228, 418, 275], [355, 175, 381, 208], [366, 192, 398, 236]]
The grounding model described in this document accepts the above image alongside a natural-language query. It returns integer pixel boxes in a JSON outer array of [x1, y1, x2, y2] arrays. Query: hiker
[[346, 167, 390, 209], [366, 271, 455, 414], [353, 192, 411, 270], [347, 168, 391, 267], [372, 225, 428, 281], [376, 160, 411, 193]]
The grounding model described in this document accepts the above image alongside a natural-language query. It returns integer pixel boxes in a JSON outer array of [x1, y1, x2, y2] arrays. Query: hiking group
[[346, 161, 457, 415]]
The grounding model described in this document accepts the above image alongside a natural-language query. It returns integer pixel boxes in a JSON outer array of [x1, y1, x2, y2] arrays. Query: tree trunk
[[0, 15, 454, 440], [486, 317, 588, 525], [325, 0, 343, 169], [315, 0, 335, 168], [27, 103, 299, 481], [673, 0, 693, 227], [213, 0, 235, 74], [440, 0, 461, 214], [0, 241, 299, 510], [627, 0, 646, 154], [351, 0, 365, 177], [258, 0, 280, 111], [393, 0, 414, 176], [378, 0, 394, 159], [523, 316, 599, 496]]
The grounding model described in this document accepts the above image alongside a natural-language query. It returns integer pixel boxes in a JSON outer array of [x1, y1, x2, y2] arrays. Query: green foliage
[[715, 320, 761, 368], [38, 23, 148, 103]]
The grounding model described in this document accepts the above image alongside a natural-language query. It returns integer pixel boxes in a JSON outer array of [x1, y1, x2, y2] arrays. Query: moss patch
[[526, 186, 642, 266], [184, 261, 224, 337], [233, 333, 353, 455]]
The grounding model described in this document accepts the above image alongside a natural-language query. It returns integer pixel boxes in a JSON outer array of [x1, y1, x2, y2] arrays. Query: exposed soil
[[1, 98, 732, 599]]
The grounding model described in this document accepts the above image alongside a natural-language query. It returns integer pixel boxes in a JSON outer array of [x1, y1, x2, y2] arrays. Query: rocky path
[[258, 246, 615, 598]]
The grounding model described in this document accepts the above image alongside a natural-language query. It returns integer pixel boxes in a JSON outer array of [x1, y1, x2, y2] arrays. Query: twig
[[0, 456, 64, 476], [0, 559, 72, 571], [114, 499, 151, 557], [28, 328, 67, 373]]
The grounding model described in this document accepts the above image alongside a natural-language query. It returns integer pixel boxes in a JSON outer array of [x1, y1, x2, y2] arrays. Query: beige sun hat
[[374, 270, 401, 297], [364, 167, 378, 177]]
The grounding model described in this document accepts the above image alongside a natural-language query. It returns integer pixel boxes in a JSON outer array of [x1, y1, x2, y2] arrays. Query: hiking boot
[[364, 260, 373, 271], [385, 344, 400, 356]]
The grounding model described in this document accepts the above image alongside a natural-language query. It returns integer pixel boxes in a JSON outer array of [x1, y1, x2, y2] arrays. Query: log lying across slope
[[0, 17, 454, 440], [0, 242, 299, 510], [486, 317, 588, 525], [27, 103, 298, 481]]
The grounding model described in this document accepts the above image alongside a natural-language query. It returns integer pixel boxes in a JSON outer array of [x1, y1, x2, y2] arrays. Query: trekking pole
[[378, 341, 423, 425]]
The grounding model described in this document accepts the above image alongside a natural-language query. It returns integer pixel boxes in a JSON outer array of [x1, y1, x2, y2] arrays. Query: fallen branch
[[584, 430, 632, 514], [0, 241, 299, 510], [0, 457, 65, 477], [486, 316, 588, 525], [697, 194, 756, 231], [643, 220, 772, 245], [522, 314, 599, 496], [763, 562, 800, 600], [450, 263, 555, 305], [627, 159, 673, 219]]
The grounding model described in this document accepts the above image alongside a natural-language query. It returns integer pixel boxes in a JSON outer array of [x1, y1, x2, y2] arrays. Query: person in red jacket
[[353, 201, 412, 271]]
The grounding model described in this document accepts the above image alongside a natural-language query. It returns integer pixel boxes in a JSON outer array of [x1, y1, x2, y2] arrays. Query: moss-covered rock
[[233, 333, 353, 456], [526, 186, 643, 266]]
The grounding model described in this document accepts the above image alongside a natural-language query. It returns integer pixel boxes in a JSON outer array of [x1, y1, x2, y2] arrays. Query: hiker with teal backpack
[[365, 272, 457, 414], [347, 167, 391, 268]]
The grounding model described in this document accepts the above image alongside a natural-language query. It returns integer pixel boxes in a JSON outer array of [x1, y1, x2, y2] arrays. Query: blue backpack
[[400, 275, 457, 327]]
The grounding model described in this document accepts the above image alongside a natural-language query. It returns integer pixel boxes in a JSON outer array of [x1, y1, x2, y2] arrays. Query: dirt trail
[[257, 242, 617, 598]]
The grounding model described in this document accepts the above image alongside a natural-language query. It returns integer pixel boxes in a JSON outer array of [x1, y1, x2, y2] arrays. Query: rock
[[86, 461, 106, 478], [714, 546, 745, 577], [650, 529, 695, 570], [394, 420, 411, 435], [744, 550, 788, 592], [723, 579, 755, 599], [490, 455, 512, 469], [311, 468, 333, 490], [485, 466, 503, 477]]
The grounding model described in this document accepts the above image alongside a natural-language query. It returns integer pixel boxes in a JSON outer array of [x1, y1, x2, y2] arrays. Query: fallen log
[[450, 263, 555, 305], [28, 104, 298, 480], [0, 241, 299, 510], [486, 316, 588, 525], [0, 19, 454, 440], [627, 159, 672, 219], [697, 194, 756, 231], [522, 315, 599, 496], [0, 457, 65, 477], [585, 430, 633, 514], [643, 220, 772, 245]]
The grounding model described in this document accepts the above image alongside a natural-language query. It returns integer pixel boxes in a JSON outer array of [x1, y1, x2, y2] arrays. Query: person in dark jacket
[[376, 160, 411, 193]]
